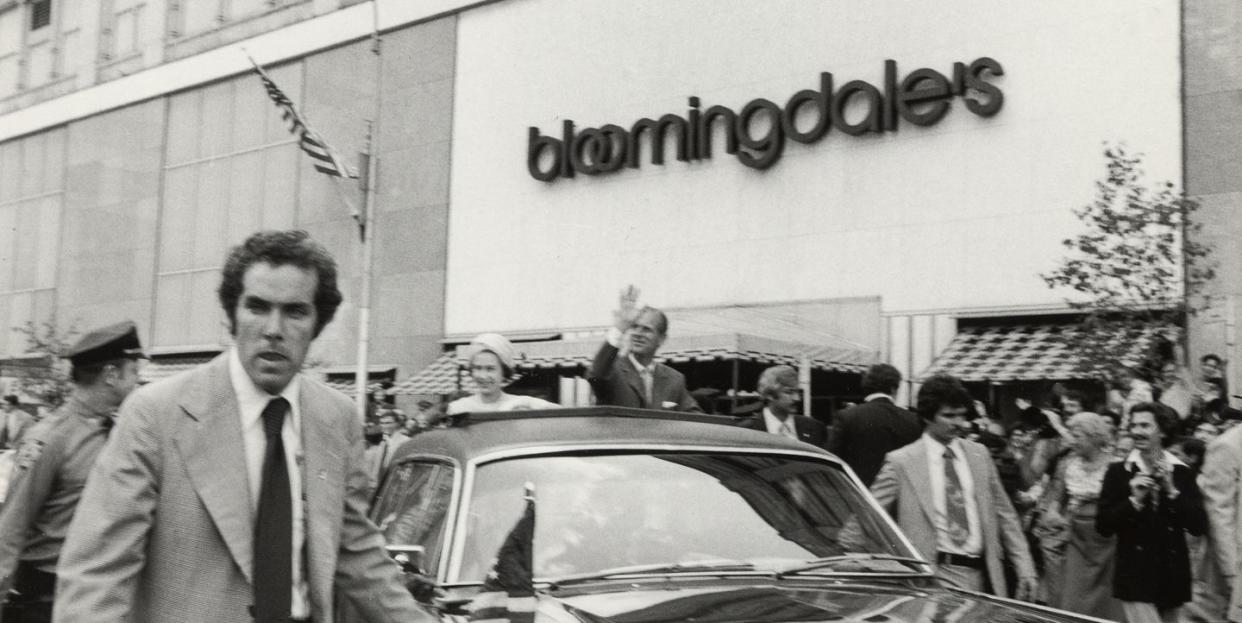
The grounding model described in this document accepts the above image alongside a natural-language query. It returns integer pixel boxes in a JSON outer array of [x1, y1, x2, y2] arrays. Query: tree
[[1041, 144, 1215, 380], [10, 319, 79, 408]]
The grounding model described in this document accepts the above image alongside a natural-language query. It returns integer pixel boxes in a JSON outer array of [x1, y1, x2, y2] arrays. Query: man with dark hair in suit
[[55, 230, 432, 623], [829, 363, 922, 486], [587, 285, 701, 412], [737, 365, 827, 448], [871, 374, 1038, 599]]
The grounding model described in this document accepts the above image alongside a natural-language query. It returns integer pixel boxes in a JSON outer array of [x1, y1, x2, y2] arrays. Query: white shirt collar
[[628, 354, 654, 374], [762, 407, 797, 438], [923, 432, 963, 458], [228, 347, 302, 423], [1124, 448, 1186, 473], [864, 393, 894, 403]]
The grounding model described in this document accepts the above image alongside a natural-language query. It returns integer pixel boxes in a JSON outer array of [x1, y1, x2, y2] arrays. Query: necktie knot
[[943, 446, 956, 461], [262, 397, 289, 440]]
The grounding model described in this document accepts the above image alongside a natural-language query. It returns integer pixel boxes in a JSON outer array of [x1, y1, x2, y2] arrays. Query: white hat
[[467, 333, 517, 369]]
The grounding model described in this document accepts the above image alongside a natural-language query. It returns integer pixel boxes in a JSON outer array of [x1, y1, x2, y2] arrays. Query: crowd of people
[[0, 235, 1240, 622]]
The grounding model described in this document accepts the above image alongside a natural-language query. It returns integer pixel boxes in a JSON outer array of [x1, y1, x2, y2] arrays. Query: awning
[[392, 332, 875, 396], [392, 352, 467, 396], [140, 351, 221, 384], [319, 365, 397, 395], [920, 323, 1166, 382], [517, 333, 873, 373]]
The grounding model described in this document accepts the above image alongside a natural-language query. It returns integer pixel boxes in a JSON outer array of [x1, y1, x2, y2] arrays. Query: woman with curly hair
[[1037, 412, 1123, 620]]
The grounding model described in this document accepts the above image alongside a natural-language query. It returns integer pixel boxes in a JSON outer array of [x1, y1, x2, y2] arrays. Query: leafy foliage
[[1041, 144, 1215, 380], [11, 320, 79, 408]]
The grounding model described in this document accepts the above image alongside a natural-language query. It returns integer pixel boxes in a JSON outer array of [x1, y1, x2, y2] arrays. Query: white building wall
[[445, 0, 1183, 337]]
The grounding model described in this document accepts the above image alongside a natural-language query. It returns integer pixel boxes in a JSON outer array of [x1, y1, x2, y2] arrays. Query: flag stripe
[[250, 62, 356, 179]]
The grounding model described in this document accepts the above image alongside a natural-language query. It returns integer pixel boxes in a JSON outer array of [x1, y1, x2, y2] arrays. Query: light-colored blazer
[[54, 355, 430, 623], [870, 437, 1035, 597], [1201, 424, 1242, 621]]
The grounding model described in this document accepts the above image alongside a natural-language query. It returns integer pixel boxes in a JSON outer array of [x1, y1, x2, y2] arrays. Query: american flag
[[469, 492, 536, 623], [247, 56, 357, 179]]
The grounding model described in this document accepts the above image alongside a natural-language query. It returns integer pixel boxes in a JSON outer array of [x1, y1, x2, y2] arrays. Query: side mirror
[[386, 544, 426, 575]]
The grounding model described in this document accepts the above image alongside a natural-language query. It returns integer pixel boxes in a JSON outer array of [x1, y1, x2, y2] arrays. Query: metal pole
[[730, 359, 739, 414], [355, 1, 384, 422], [799, 355, 811, 418]]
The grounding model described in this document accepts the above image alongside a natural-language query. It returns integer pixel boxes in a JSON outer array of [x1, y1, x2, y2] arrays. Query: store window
[[29, 0, 50, 30], [108, 3, 144, 59], [0, 7, 20, 98]]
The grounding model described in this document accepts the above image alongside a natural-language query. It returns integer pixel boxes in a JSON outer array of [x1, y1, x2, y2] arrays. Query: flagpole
[[355, 0, 383, 421]]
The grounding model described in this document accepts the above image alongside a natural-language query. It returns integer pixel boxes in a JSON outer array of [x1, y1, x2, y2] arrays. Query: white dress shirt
[[762, 408, 798, 440], [229, 349, 309, 618], [922, 434, 983, 557]]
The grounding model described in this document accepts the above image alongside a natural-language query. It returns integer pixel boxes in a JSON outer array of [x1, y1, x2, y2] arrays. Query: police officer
[[0, 320, 145, 622]]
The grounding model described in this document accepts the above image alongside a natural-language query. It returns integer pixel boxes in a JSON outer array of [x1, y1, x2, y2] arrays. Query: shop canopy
[[919, 323, 1167, 383], [139, 349, 222, 384], [392, 332, 875, 396]]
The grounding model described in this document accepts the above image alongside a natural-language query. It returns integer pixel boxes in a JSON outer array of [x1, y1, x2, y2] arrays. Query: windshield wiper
[[775, 553, 932, 578], [545, 559, 758, 588]]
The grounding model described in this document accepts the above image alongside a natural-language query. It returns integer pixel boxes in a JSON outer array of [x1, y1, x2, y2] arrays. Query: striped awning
[[392, 352, 469, 396], [140, 352, 220, 384], [920, 323, 1168, 382], [392, 332, 874, 396], [318, 365, 396, 395]]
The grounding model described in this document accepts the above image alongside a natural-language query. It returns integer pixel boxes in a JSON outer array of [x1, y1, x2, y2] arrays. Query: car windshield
[[453, 452, 912, 582]]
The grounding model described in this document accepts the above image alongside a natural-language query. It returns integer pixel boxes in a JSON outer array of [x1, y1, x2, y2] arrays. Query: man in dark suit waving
[[737, 365, 827, 448], [829, 363, 922, 486], [587, 285, 701, 412]]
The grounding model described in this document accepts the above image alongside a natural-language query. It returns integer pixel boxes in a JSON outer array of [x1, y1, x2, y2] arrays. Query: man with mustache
[[587, 285, 701, 412], [1097, 402, 1207, 623], [54, 231, 432, 623]]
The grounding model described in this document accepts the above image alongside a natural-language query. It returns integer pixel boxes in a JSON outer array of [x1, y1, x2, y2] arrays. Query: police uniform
[[0, 321, 144, 623]]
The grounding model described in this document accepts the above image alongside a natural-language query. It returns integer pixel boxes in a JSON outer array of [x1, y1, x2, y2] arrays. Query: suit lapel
[[299, 381, 347, 607], [903, 440, 937, 525], [617, 355, 649, 407], [173, 355, 255, 584]]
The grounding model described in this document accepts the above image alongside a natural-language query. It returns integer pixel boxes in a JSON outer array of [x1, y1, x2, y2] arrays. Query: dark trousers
[[4, 563, 55, 623]]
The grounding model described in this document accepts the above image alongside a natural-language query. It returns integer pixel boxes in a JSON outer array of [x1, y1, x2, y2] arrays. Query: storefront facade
[[0, 0, 1228, 414]]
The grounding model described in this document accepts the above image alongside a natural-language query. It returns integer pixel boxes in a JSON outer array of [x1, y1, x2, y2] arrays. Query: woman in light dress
[[1037, 412, 1124, 621], [447, 333, 557, 414]]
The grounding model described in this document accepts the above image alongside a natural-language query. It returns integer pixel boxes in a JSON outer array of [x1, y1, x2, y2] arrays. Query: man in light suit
[[829, 363, 922, 486], [1196, 421, 1242, 622], [55, 231, 432, 623], [586, 285, 701, 413], [871, 374, 1038, 600], [737, 365, 827, 448]]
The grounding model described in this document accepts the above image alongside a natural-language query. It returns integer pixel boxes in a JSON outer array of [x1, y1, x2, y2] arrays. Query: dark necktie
[[254, 397, 292, 622], [943, 446, 970, 547]]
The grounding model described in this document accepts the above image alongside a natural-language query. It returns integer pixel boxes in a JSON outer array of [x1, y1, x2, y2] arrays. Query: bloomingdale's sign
[[527, 57, 1004, 182]]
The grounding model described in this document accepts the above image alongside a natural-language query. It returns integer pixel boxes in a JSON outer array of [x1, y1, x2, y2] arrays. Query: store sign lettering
[[527, 57, 1004, 182]]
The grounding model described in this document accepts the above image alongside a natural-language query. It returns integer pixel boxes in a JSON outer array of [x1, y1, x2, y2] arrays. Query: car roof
[[389, 406, 838, 465]]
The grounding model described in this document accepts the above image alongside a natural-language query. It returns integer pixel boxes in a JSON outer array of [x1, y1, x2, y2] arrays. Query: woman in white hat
[[447, 333, 558, 414]]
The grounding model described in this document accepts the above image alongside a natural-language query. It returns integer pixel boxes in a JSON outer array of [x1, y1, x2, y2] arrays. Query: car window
[[454, 452, 906, 582], [371, 459, 454, 572]]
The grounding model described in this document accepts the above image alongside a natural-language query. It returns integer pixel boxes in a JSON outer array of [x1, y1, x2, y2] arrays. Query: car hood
[[538, 581, 1100, 623]]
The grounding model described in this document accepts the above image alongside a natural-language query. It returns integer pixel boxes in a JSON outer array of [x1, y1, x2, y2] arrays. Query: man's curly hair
[[915, 374, 972, 422], [217, 230, 343, 337]]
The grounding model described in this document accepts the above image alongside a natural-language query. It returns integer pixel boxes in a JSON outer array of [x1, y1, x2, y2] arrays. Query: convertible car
[[357, 407, 1108, 623]]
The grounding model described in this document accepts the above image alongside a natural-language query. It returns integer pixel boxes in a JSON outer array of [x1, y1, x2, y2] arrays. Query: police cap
[[65, 320, 147, 367]]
